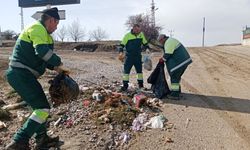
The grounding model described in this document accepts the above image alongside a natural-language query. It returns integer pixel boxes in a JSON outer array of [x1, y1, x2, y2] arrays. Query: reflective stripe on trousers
[[29, 109, 50, 124]]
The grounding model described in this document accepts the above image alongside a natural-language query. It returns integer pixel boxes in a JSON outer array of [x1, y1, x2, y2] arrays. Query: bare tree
[[56, 25, 67, 42], [125, 14, 162, 42], [89, 27, 108, 41], [2, 30, 16, 40], [68, 20, 85, 42]]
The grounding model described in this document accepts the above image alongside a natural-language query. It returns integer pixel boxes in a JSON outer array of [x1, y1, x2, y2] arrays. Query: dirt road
[[1, 45, 250, 149]]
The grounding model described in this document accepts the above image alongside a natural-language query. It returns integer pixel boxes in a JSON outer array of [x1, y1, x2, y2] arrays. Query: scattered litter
[[145, 115, 167, 129], [133, 94, 147, 108], [79, 85, 91, 92], [147, 98, 163, 107], [109, 124, 114, 130], [92, 90, 103, 102], [82, 99, 91, 107], [119, 132, 131, 145], [17, 111, 30, 123], [54, 117, 62, 126], [165, 137, 174, 143], [132, 113, 148, 131], [0, 121, 7, 129], [64, 119, 74, 128], [166, 123, 174, 129], [2, 101, 27, 110], [185, 118, 191, 128]]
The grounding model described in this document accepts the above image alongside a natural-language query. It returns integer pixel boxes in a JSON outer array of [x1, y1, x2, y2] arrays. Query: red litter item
[[133, 94, 147, 108], [83, 99, 90, 107], [64, 119, 73, 128]]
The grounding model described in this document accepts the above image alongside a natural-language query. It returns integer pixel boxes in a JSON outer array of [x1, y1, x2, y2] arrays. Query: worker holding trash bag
[[157, 34, 192, 100], [5, 7, 70, 150], [118, 24, 149, 91]]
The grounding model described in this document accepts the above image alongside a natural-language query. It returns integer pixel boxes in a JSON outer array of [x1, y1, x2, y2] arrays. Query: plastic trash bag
[[132, 113, 148, 131], [144, 115, 167, 128], [49, 73, 79, 106], [143, 52, 152, 71], [147, 62, 170, 99]]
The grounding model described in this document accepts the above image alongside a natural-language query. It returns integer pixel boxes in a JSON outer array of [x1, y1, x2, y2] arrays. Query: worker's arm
[[163, 53, 171, 61], [118, 44, 125, 53], [120, 33, 129, 53], [141, 32, 150, 51], [29, 26, 62, 68], [46, 63, 54, 70]]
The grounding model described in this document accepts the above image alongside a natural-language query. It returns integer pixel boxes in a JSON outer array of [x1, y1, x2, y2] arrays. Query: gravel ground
[[1, 45, 250, 150]]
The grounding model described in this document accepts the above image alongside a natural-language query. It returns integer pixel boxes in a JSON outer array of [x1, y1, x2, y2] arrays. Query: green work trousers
[[5, 67, 50, 144], [123, 55, 143, 85]]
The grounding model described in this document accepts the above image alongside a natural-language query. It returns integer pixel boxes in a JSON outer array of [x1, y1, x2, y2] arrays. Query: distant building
[[242, 26, 250, 45]]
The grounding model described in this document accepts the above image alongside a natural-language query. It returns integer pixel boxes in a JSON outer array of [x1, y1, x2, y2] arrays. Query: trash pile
[[47, 81, 169, 148], [1, 67, 172, 148]]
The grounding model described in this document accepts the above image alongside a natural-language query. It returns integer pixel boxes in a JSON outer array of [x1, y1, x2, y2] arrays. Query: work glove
[[118, 52, 125, 62], [54, 64, 70, 75], [159, 57, 166, 64], [116, 45, 124, 52]]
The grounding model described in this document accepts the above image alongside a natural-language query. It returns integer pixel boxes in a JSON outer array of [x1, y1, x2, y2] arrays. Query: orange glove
[[54, 64, 70, 75], [118, 52, 125, 62]]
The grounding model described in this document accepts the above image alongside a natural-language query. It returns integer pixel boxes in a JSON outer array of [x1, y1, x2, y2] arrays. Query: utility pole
[[0, 26, 2, 47], [202, 17, 205, 47], [20, 7, 24, 31], [151, 0, 157, 27]]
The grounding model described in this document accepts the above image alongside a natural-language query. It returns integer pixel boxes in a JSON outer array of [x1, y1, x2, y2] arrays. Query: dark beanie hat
[[42, 7, 60, 20]]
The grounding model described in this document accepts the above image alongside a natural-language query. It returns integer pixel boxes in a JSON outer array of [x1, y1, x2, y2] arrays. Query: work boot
[[167, 92, 180, 100], [120, 82, 128, 92], [35, 134, 59, 150], [5, 140, 30, 150]]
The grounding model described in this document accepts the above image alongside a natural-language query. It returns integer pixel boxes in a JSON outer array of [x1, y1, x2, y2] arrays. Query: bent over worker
[[119, 24, 149, 91], [157, 34, 192, 100], [5, 7, 68, 150]]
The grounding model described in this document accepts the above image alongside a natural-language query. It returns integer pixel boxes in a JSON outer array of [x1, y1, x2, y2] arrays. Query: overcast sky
[[1, 0, 250, 46]]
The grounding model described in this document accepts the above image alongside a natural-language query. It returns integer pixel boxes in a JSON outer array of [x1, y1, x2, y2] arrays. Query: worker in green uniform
[[158, 34, 192, 100], [119, 24, 149, 91], [5, 7, 69, 150]]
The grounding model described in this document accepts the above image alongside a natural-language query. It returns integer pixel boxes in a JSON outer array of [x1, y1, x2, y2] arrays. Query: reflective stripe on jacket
[[163, 37, 192, 74], [120, 32, 148, 56], [9, 21, 61, 77]]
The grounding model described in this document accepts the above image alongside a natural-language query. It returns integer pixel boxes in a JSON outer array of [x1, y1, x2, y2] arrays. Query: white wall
[[242, 38, 250, 46]]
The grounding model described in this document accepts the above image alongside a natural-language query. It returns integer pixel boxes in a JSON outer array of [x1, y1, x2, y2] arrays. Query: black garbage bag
[[49, 73, 79, 106], [147, 62, 170, 99]]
